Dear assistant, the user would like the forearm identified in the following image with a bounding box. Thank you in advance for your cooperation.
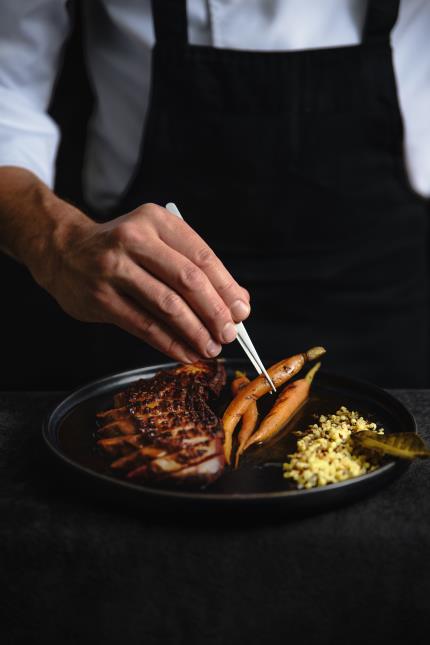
[0,166,92,285]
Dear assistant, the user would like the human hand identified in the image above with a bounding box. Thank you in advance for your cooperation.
[37,202,250,363]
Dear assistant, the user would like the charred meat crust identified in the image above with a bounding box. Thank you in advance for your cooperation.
[96,360,226,485]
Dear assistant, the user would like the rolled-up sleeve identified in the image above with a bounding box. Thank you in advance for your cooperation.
[0,1,70,187]
[393,0,430,198]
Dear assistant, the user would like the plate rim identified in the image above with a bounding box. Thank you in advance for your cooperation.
[42,359,414,504]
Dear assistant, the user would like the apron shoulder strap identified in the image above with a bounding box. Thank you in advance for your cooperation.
[151,0,188,44]
[363,0,400,42]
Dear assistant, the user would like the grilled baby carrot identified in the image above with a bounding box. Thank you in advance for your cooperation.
[222,347,325,463]
[223,371,250,467]
[226,371,259,469]
[231,371,249,395]
[242,362,321,452]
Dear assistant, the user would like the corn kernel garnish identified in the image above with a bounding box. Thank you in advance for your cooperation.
[283,406,384,489]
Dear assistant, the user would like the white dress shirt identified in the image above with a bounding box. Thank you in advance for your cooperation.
[0,0,429,211]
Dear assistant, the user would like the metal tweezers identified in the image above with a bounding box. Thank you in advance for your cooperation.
[165,203,277,393]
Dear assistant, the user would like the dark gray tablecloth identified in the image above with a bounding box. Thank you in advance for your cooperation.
[1,390,429,645]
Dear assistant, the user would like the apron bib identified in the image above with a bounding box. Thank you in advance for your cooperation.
[0,0,428,388]
[115,0,429,387]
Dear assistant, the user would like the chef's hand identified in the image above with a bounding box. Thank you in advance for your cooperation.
[0,169,250,363]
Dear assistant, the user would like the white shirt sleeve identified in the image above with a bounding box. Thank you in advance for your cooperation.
[392,0,430,197]
[0,1,70,188]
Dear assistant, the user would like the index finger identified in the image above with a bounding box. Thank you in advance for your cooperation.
[158,211,251,322]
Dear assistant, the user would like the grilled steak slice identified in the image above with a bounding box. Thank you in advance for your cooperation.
[96,360,226,485]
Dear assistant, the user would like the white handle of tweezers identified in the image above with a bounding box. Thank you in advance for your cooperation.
[165,202,276,392]
[235,323,263,374]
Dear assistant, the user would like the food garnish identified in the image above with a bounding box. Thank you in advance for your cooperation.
[222,346,326,464]
[283,407,384,489]
[241,362,321,455]
[230,371,259,468]
[353,431,430,459]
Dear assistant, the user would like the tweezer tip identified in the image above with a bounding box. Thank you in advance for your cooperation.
[264,375,276,393]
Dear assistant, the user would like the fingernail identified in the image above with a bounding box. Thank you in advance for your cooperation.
[206,339,222,357]
[222,322,237,343]
[230,299,250,321]
[184,352,202,363]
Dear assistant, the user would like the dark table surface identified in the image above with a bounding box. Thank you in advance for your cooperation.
[1,389,429,645]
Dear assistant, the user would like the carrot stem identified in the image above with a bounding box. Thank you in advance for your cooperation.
[305,361,321,384]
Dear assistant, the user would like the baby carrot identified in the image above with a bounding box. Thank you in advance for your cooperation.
[231,371,249,395]
[224,371,259,468]
[223,371,248,465]
[222,347,326,462]
[242,362,321,452]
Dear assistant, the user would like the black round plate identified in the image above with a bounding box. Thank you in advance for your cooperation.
[42,359,414,513]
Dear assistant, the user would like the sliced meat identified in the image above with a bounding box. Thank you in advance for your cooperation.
[169,454,226,483]
[96,360,226,486]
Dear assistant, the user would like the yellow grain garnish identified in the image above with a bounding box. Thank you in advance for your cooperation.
[283,406,384,489]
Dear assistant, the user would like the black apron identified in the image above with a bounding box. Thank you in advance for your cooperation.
[0,0,428,388]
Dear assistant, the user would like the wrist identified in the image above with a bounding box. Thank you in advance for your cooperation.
[27,190,93,288]
[0,167,94,287]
